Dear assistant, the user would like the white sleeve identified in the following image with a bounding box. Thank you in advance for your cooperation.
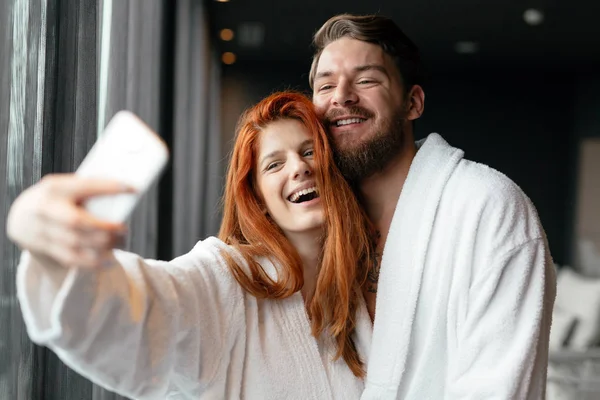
[16,239,245,399]
[447,238,556,400]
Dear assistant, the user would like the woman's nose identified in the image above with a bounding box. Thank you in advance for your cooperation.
[291,159,312,179]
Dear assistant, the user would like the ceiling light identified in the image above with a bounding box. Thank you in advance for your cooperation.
[216,0,229,2]
[523,9,544,26]
[454,41,479,55]
[222,52,236,65]
[220,29,234,41]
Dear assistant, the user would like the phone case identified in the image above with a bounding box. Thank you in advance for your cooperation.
[76,111,169,223]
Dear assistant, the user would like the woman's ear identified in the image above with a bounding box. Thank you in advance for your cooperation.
[257,198,268,215]
[251,180,268,215]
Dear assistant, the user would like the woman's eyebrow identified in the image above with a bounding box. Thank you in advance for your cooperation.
[259,150,282,166]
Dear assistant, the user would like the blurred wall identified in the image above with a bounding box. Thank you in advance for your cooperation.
[570,75,600,273]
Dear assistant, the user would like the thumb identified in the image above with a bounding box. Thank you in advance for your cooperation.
[43,174,137,201]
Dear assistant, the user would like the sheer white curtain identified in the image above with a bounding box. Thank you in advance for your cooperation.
[101,0,223,261]
[99,0,167,259]
[1,0,100,398]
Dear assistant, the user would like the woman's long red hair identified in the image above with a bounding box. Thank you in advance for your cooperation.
[218,92,374,377]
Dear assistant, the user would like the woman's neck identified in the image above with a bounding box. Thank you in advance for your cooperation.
[286,230,322,302]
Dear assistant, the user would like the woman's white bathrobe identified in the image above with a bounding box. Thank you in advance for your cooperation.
[361,133,557,400]
[16,237,373,399]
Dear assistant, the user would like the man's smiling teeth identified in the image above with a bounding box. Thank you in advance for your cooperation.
[336,118,365,126]
[288,187,318,203]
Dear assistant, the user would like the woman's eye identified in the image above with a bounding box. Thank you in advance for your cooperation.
[266,162,280,171]
[303,149,314,157]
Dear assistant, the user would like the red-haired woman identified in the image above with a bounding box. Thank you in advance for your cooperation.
[7,92,375,399]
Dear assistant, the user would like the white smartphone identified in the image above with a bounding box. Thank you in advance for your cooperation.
[76,111,169,223]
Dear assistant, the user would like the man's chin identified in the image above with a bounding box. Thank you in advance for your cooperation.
[336,145,364,160]
[334,133,406,181]
[333,130,375,150]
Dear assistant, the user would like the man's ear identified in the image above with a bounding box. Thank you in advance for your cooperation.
[406,85,425,121]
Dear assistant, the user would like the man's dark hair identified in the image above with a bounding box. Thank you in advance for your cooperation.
[309,14,425,91]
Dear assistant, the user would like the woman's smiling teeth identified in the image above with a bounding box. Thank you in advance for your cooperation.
[288,187,319,203]
[335,118,365,126]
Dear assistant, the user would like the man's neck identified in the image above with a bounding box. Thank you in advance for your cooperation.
[359,140,417,239]
[359,139,417,323]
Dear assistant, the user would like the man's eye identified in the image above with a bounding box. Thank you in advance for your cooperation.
[358,80,373,84]
[319,85,333,91]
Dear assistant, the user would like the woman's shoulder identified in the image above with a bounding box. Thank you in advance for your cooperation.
[191,238,279,281]
[171,237,278,282]
[162,236,239,278]
[189,236,232,255]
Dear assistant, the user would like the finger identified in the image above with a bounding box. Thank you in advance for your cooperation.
[36,227,95,268]
[76,229,127,250]
[41,174,137,201]
[38,199,129,233]
[44,243,98,269]
[43,222,127,252]
[50,244,114,269]
[73,248,114,269]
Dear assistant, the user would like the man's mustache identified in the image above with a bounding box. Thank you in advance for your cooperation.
[323,106,375,125]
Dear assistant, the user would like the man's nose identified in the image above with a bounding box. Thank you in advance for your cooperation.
[332,82,358,106]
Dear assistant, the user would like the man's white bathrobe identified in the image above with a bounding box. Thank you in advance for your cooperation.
[361,133,557,400]
[16,237,373,399]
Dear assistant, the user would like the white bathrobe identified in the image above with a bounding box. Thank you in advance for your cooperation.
[361,133,557,400]
[16,237,373,399]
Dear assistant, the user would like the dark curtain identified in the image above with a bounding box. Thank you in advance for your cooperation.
[172,0,223,257]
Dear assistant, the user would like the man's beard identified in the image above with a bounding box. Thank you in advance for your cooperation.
[325,106,407,183]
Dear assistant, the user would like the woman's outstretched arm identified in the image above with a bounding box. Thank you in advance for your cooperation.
[8,175,244,399]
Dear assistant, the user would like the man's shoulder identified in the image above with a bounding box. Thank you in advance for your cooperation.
[448,157,530,208]
[419,133,528,208]
[444,157,546,244]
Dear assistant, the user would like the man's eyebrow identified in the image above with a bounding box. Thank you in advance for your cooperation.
[354,64,389,76]
[314,65,389,81]
[314,70,333,80]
